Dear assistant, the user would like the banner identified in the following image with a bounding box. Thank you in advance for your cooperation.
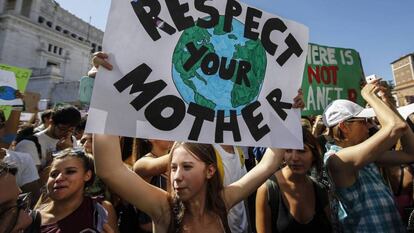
[0,64,32,119]
[87,0,309,148]
[301,43,365,116]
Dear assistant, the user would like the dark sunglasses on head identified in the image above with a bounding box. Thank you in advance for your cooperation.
[0,163,17,177]
[346,118,369,123]
[52,147,86,158]
[0,193,31,233]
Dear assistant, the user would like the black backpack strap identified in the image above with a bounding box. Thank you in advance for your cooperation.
[266,174,279,233]
[24,210,41,233]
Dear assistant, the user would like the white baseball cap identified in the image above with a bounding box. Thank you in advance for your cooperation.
[322,100,376,127]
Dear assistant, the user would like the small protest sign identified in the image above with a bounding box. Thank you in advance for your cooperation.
[301,43,365,116]
[0,64,32,119]
[87,0,309,148]
[79,76,95,105]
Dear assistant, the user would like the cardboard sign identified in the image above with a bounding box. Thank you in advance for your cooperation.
[0,64,32,119]
[87,0,309,148]
[301,43,365,116]
[23,91,41,113]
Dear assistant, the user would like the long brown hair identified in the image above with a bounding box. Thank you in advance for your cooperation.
[302,127,323,175]
[167,142,230,233]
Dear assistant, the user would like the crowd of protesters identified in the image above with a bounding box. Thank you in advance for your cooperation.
[1,52,414,233]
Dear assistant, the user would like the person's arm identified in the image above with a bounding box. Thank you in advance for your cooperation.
[133,154,170,178]
[329,83,408,172]
[93,134,170,221]
[101,201,120,233]
[222,147,284,210]
[255,183,272,233]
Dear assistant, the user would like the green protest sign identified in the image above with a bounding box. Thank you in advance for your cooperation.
[301,43,365,116]
[79,76,95,106]
[0,64,32,119]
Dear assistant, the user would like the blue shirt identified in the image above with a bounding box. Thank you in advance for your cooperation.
[324,144,405,233]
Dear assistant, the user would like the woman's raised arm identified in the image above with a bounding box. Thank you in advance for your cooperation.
[93,134,170,220]
[222,147,284,210]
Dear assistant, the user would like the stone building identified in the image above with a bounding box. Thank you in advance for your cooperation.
[391,53,414,106]
[0,0,103,105]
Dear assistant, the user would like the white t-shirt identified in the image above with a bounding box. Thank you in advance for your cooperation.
[213,145,249,233]
[3,150,39,187]
[15,129,77,167]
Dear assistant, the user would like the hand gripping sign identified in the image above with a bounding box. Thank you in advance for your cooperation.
[86,0,309,149]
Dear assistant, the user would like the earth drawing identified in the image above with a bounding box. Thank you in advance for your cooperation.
[172,16,267,116]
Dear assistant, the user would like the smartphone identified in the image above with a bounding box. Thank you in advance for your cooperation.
[365,74,384,96]
[365,74,382,84]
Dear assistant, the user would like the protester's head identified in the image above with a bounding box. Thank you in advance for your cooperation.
[46,148,94,202]
[0,162,32,233]
[301,117,312,132]
[169,143,220,201]
[323,100,374,145]
[168,142,229,232]
[80,133,93,154]
[40,109,53,126]
[49,106,81,139]
[284,127,323,175]
[136,139,173,158]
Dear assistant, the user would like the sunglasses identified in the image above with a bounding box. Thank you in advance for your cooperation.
[346,118,369,123]
[0,163,17,177]
[0,193,31,233]
[52,147,86,158]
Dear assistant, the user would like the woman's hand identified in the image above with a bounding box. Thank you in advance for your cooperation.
[361,80,382,100]
[293,88,305,109]
[88,52,113,77]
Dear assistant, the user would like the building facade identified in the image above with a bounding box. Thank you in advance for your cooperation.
[391,53,414,106]
[0,0,103,105]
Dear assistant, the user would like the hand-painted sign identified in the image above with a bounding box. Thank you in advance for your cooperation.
[0,64,32,119]
[87,0,309,148]
[301,43,365,116]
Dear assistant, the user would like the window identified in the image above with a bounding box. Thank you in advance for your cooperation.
[59,48,63,55]
[46,21,53,28]
[21,0,32,17]
[48,44,52,52]
[38,16,45,24]
[71,33,77,39]
[46,61,59,68]
[55,26,62,32]
[53,46,57,54]
[5,0,16,11]
[63,30,69,35]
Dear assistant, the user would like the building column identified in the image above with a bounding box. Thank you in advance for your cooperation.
[14,0,22,14]
[0,0,5,13]
[29,0,41,21]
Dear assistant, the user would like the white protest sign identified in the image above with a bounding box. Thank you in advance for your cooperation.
[87,0,309,148]
[0,70,23,106]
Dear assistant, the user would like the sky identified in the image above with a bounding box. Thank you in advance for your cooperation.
[55,0,414,83]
